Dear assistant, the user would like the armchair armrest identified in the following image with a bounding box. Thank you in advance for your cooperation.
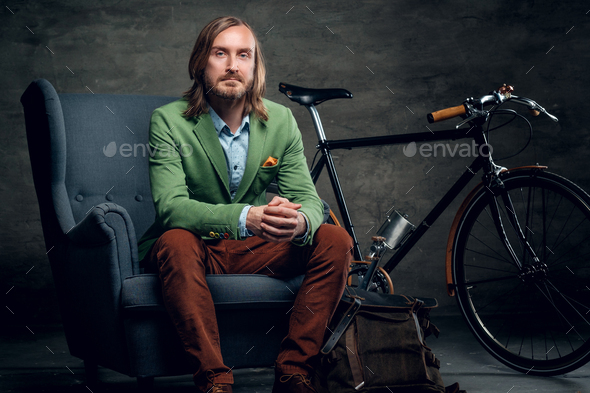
[61,203,139,373]
[67,202,139,275]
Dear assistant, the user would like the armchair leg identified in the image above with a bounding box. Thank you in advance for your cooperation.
[84,360,99,385]
[137,376,155,392]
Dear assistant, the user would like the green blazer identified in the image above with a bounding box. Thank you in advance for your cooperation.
[137,98,324,261]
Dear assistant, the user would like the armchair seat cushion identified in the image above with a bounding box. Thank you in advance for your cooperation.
[122,274,305,314]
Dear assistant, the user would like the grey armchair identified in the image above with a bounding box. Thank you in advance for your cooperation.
[21,79,308,390]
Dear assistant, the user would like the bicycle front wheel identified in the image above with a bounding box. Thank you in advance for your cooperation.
[452,169,590,376]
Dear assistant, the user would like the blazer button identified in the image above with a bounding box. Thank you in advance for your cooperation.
[209,231,215,237]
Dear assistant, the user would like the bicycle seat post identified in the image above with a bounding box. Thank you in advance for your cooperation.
[278,82,360,259]
[305,104,362,260]
[305,104,328,143]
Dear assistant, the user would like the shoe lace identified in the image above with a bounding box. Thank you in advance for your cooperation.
[209,385,225,393]
[206,370,228,393]
[279,373,312,388]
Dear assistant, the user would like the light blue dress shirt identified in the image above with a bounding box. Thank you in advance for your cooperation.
[208,106,252,238]
[208,106,309,241]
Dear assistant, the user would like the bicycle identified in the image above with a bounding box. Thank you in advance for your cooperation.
[277,82,590,376]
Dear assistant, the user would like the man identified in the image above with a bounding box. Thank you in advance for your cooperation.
[137,16,352,393]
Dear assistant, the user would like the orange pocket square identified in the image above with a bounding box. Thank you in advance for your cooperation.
[262,156,278,167]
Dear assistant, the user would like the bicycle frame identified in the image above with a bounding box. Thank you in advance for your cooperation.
[305,104,507,272]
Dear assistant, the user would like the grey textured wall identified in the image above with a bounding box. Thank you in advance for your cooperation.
[2,0,589,323]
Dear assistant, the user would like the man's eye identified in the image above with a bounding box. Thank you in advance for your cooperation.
[216,51,225,56]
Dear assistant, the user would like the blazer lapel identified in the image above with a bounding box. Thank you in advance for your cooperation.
[192,114,230,193]
[234,115,266,202]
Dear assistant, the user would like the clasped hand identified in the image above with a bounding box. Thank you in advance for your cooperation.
[246,196,306,242]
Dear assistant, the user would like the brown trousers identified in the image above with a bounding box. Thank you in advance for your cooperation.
[143,224,352,389]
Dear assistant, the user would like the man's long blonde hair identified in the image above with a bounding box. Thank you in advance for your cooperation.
[182,16,268,121]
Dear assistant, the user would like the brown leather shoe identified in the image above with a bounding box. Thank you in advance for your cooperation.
[203,370,232,393]
[272,372,316,393]
[204,383,231,393]
[206,384,232,393]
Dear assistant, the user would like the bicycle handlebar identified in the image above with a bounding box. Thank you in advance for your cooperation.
[427,104,466,123]
[426,85,559,127]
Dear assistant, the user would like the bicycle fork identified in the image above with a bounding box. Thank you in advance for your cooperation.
[486,175,547,281]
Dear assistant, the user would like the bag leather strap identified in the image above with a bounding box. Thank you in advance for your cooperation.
[411,299,425,346]
[345,322,365,390]
[321,287,363,355]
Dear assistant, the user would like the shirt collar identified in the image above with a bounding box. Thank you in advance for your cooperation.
[208,104,250,136]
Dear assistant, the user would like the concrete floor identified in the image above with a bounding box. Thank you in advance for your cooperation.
[1,316,589,393]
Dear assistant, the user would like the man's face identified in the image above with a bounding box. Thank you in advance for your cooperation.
[204,25,256,100]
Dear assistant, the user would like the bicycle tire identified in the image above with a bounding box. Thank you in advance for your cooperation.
[452,169,590,376]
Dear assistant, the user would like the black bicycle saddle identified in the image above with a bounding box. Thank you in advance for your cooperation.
[279,82,353,106]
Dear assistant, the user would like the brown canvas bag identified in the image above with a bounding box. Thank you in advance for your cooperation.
[314,286,448,393]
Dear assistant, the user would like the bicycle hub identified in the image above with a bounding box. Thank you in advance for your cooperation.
[517,262,549,283]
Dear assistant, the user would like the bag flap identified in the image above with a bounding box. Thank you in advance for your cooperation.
[357,309,411,322]
[342,287,438,310]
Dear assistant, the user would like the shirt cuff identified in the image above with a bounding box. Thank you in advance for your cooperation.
[293,211,310,243]
[239,205,254,238]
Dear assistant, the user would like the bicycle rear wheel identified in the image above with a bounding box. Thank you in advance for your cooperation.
[452,169,590,376]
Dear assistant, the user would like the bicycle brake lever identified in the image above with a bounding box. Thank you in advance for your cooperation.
[541,108,559,122]
[455,114,477,129]
[527,103,559,122]
[511,96,559,122]
[455,107,488,129]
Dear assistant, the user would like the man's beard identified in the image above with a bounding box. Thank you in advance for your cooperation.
[204,72,253,100]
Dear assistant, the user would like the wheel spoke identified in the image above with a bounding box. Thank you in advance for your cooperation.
[464,247,517,265]
[468,280,522,313]
[463,263,517,274]
[548,204,578,257]
[468,233,516,266]
[533,192,563,258]
[533,282,586,342]
[545,230,590,268]
[475,209,502,241]
[542,281,576,353]
[548,327,565,358]
[545,279,590,329]
[549,252,590,272]
[464,273,517,286]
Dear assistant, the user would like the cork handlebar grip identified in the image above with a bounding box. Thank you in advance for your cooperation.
[427,104,467,123]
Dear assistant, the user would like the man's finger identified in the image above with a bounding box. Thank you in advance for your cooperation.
[277,202,302,210]
[268,196,301,210]
[261,214,298,229]
[263,205,299,218]
[260,223,295,241]
[268,196,290,206]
